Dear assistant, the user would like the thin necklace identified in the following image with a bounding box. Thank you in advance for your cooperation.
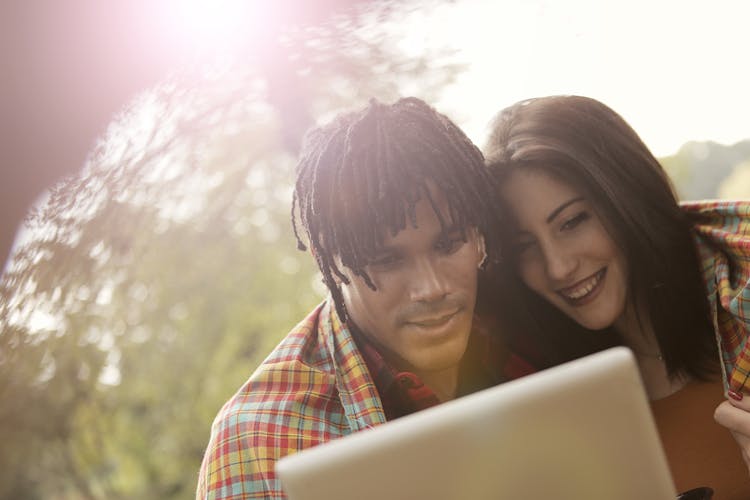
[632,349,664,362]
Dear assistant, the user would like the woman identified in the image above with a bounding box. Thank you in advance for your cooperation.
[483,95,750,497]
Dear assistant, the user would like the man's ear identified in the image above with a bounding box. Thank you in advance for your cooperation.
[476,232,488,270]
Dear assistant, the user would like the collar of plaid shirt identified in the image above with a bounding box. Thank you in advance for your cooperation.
[349,316,536,420]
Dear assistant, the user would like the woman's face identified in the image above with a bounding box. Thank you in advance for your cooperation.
[500,169,629,331]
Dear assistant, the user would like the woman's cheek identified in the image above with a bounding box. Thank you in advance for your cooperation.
[518,258,544,295]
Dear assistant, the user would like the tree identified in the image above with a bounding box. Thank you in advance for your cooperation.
[0,1,462,498]
[660,140,750,199]
[718,160,750,199]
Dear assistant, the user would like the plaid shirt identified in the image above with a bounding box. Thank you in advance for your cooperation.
[196,301,384,499]
[685,200,750,394]
[196,300,534,499]
[196,299,534,500]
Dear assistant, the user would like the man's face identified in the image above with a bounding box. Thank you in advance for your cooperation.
[338,195,485,381]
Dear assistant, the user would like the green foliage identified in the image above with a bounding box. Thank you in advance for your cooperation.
[718,160,750,199]
[660,140,750,200]
[2,87,317,499]
[658,153,692,199]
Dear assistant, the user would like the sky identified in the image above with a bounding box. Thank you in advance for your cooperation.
[122,0,750,158]
[410,0,750,157]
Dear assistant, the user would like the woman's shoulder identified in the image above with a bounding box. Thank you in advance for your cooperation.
[682,199,750,249]
[680,199,750,217]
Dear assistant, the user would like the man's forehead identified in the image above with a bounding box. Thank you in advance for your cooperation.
[328,182,469,258]
[369,198,458,249]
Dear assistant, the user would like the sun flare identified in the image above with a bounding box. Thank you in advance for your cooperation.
[162,0,267,55]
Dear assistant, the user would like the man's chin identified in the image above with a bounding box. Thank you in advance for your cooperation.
[408,339,470,374]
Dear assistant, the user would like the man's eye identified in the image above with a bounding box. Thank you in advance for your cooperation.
[369,254,400,268]
[436,235,464,254]
[561,212,590,231]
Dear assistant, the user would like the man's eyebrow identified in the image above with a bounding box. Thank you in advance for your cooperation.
[366,243,398,258]
[439,222,464,233]
[370,246,394,256]
[546,197,584,223]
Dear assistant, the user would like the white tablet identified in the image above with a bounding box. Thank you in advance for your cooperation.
[276,347,677,500]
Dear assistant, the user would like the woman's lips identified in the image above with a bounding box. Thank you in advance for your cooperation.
[557,268,606,306]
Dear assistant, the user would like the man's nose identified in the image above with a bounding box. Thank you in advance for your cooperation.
[409,257,449,302]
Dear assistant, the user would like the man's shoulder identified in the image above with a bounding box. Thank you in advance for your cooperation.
[216,353,344,429]
[216,302,345,427]
[196,303,352,499]
[260,302,333,369]
[207,355,349,460]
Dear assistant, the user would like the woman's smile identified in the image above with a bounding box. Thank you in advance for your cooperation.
[557,268,606,305]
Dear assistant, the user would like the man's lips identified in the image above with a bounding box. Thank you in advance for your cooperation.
[405,308,461,327]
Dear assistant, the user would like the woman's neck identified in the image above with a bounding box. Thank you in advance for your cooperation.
[613,302,659,355]
[614,303,689,400]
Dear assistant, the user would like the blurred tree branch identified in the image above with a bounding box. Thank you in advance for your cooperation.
[0,0,462,498]
[0,0,415,271]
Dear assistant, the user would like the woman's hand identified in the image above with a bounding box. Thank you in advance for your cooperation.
[714,395,750,475]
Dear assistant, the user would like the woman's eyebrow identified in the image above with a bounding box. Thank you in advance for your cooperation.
[546,197,584,223]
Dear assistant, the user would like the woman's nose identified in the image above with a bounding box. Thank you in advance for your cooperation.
[543,245,578,282]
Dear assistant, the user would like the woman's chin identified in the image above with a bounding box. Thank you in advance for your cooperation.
[567,311,616,332]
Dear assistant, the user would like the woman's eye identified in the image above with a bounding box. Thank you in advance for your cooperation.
[514,239,536,254]
[560,212,590,231]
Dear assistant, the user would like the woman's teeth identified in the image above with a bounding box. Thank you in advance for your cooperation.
[560,270,603,300]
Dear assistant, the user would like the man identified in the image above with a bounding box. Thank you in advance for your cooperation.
[196,97,530,499]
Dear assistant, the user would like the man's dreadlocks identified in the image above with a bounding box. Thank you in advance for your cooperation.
[291,97,504,323]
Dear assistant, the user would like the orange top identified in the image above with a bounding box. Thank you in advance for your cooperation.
[651,379,750,499]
